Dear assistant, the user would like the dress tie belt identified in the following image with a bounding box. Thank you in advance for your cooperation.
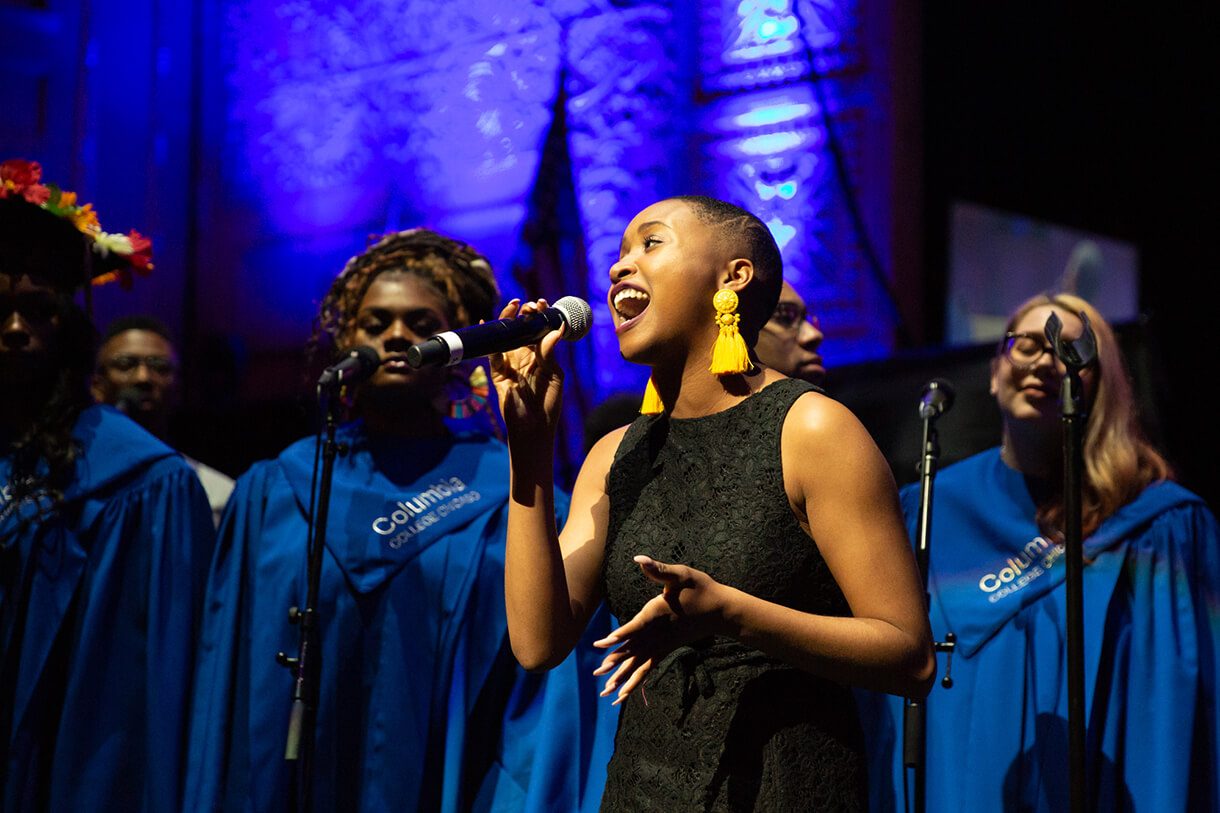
[649,642,717,725]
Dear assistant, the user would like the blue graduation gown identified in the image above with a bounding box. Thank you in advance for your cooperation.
[185,424,617,812]
[1,405,216,811]
[860,448,1220,812]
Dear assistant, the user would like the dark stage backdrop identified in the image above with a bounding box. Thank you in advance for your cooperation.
[917,4,1218,509]
[832,318,1173,494]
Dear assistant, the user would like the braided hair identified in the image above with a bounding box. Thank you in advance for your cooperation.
[5,293,95,517]
[311,228,499,367]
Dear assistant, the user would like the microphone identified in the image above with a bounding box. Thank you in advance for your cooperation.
[319,345,381,389]
[918,378,955,421]
[406,296,593,368]
[114,386,145,415]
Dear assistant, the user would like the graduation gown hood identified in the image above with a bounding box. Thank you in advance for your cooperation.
[860,447,1220,813]
[186,423,616,813]
[2,405,215,811]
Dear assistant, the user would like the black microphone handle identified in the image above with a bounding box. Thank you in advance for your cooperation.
[407,310,564,368]
[406,338,457,369]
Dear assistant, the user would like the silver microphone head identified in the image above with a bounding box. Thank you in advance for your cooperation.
[918,378,956,420]
[552,296,593,341]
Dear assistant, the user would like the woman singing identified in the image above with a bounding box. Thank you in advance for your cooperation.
[492,196,935,811]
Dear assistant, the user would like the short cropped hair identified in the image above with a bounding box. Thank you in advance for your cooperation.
[671,195,783,342]
[100,315,174,347]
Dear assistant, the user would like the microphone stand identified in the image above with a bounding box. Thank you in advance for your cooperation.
[904,391,956,813]
[276,384,349,813]
[1044,311,1097,813]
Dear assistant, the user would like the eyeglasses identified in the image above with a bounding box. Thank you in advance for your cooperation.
[1000,332,1055,370]
[103,354,176,376]
[768,302,820,332]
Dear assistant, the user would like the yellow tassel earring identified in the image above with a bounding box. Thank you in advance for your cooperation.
[709,289,753,375]
[640,376,665,415]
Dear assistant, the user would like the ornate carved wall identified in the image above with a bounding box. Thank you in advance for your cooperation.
[214,0,894,414]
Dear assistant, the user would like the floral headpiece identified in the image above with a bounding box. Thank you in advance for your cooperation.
[0,158,153,289]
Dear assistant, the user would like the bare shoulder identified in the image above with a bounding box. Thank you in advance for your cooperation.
[782,391,878,453]
[780,391,897,509]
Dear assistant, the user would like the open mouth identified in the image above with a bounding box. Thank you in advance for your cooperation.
[611,286,650,326]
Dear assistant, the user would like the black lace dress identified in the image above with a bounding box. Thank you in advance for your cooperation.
[600,379,866,812]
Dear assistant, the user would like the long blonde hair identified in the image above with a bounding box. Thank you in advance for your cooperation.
[1001,293,1172,538]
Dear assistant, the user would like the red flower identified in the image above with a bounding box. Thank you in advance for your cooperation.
[125,229,153,271]
[125,230,154,274]
[0,159,51,204]
[6,158,156,292]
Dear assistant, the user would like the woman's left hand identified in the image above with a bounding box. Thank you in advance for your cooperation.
[592,555,732,704]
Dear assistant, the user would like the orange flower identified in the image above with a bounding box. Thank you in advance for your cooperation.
[72,203,100,234]
[5,156,154,290]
